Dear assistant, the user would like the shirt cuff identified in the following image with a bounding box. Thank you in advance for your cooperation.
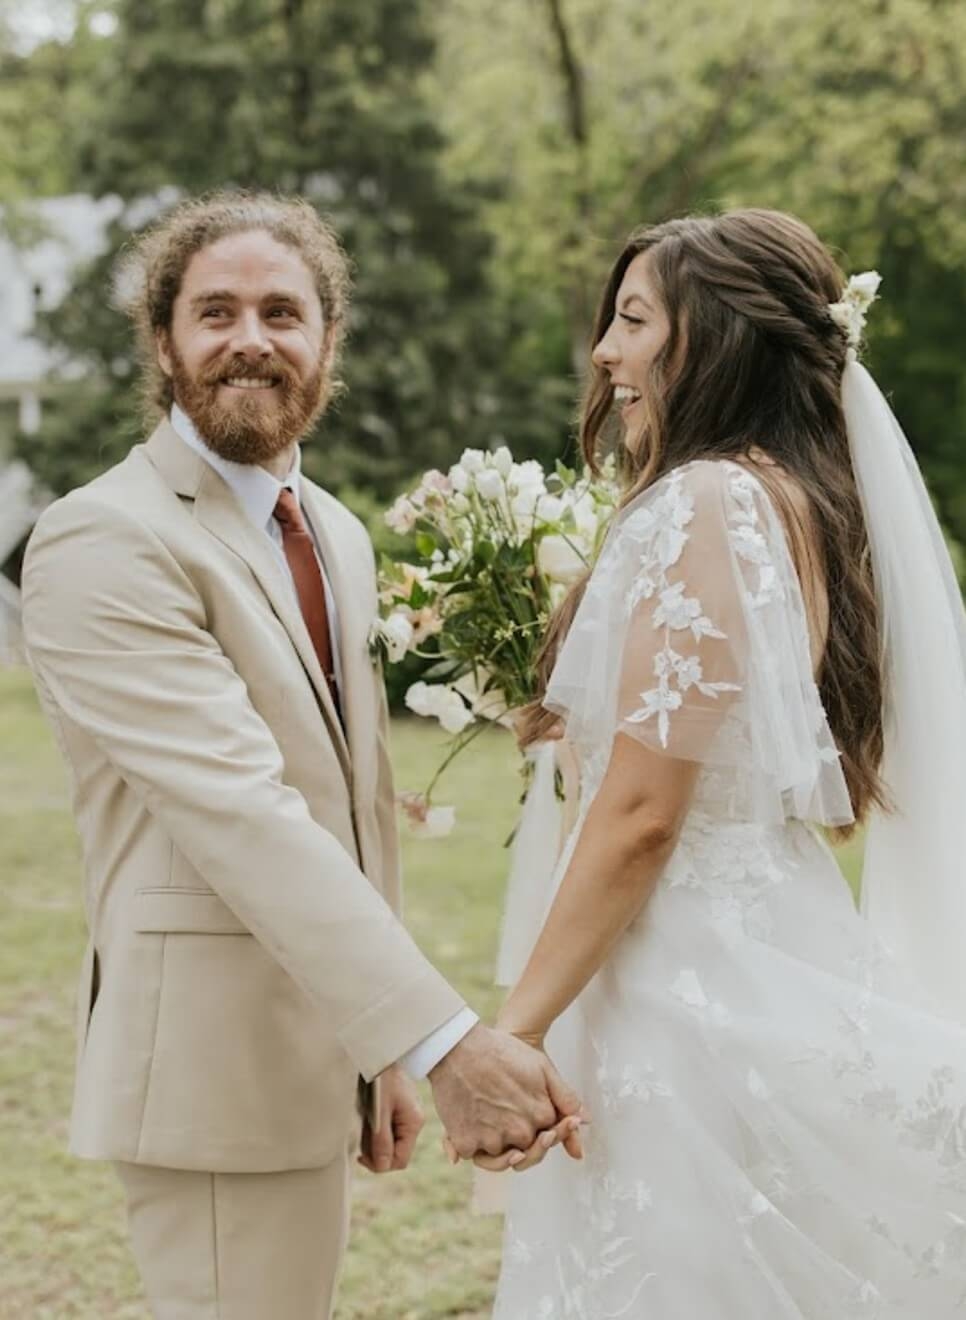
[398,1007,479,1080]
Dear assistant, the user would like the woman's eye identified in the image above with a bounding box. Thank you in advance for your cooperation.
[620,313,645,327]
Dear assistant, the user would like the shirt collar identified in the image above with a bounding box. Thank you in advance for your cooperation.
[170,403,301,532]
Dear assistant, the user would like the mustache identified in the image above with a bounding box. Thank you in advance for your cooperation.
[198,354,298,388]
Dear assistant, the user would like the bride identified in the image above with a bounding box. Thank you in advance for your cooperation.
[472,209,966,1316]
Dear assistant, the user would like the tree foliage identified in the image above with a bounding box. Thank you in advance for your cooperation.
[4,0,966,541]
[429,0,966,539]
[13,0,527,498]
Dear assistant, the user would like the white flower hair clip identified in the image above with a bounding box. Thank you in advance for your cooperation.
[828,270,882,349]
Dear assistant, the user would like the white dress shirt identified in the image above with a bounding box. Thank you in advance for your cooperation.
[169,406,477,1078]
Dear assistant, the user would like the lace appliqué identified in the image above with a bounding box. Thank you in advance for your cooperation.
[669,815,795,942]
[621,468,744,748]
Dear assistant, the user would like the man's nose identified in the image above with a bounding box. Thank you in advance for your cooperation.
[230,310,271,356]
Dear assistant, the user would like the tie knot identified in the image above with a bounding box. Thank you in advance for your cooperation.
[274,487,306,533]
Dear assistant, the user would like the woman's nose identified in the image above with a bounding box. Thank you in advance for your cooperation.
[591,326,619,368]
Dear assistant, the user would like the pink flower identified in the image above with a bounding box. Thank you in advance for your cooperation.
[409,606,445,644]
[385,495,418,534]
[421,469,453,495]
[396,791,456,838]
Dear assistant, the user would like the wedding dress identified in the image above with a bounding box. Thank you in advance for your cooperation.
[492,455,966,1318]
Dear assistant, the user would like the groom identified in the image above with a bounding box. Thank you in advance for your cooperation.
[21,192,581,1319]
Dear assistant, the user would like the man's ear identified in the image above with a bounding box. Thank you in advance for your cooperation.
[156,329,173,378]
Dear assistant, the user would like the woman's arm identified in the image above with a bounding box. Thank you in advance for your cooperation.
[497,731,700,1043]
[463,732,699,1172]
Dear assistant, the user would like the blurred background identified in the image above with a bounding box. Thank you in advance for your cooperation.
[0,1,961,1316]
[3,0,966,636]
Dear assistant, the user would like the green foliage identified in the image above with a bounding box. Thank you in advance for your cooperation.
[13,0,536,498]
[429,0,966,538]
[3,0,966,537]
[0,3,105,205]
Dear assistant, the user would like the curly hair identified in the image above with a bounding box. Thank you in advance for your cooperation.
[518,209,888,840]
[114,190,352,418]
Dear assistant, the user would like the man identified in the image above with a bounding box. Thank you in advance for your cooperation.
[21,192,582,1320]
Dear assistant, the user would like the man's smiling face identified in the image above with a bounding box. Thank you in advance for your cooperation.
[157,228,332,466]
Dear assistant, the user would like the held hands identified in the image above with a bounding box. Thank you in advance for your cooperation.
[428,1023,588,1175]
[358,1064,425,1174]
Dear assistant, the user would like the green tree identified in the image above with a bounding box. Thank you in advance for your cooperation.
[0,2,108,209]
[17,0,519,498]
[430,0,966,539]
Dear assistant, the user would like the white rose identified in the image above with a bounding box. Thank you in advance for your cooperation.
[510,459,547,496]
[570,492,599,539]
[454,669,509,722]
[381,612,415,662]
[533,493,565,525]
[492,445,513,477]
[449,464,470,493]
[410,804,456,838]
[404,681,436,718]
[460,448,486,474]
[510,488,540,522]
[475,469,505,502]
[450,492,471,515]
[537,533,587,584]
[436,689,476,734]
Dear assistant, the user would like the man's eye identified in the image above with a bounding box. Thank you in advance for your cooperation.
[202,308,227,319]
[268,307,297,319]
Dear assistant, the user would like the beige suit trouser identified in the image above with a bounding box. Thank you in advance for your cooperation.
[115,1153,350,1320]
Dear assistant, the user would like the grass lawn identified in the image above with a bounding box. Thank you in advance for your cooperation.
[0,666,863,1319]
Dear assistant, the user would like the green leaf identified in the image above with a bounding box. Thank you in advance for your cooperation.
[421,656,464,680]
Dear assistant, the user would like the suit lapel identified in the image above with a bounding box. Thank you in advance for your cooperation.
[142,421,352,784]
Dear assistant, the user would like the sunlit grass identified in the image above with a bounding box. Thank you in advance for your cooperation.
[0,666,862,1318]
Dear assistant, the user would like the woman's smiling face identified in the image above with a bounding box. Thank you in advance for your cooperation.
[591,251,671,451]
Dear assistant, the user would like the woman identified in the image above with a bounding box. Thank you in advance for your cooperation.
[478,210,966,1316]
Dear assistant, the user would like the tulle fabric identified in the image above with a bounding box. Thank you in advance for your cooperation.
[494,817,966,1318]
[843,361,966,1021]
[545,461,853,828]
[493,459,966,1317]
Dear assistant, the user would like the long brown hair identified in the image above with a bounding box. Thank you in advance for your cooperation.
[521,209,888,838]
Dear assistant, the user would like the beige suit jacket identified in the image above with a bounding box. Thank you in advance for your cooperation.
[21,420,464,1173]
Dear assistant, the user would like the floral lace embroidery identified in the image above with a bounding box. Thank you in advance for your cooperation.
[669,815,797,941]
[620,469,741,747]
[495,462,966,1319]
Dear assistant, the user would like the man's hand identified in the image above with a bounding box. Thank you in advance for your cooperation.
[358,1064,425,1174]
[428,1023,584,1161]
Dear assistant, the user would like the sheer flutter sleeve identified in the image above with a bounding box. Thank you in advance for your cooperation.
[545,460,854,827]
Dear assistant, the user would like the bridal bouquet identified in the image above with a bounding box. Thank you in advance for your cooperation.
[370,446,620,835]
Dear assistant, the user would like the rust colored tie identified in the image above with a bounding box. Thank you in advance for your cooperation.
[273,488,341,717]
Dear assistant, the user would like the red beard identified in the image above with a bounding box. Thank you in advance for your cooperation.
[169,346,328,466]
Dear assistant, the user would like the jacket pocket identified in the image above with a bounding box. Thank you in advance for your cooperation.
[134,888,250,935]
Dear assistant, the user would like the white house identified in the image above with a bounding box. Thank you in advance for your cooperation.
[0,194,118,661]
